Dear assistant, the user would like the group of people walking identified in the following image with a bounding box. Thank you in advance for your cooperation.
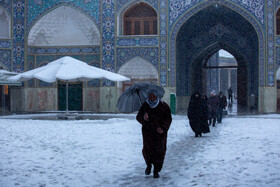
[187,90,227,137]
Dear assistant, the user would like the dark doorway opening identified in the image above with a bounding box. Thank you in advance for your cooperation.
[192,46,248,114]
[58,82,83,111]
[203,50,238,114]
[0,85,10,114]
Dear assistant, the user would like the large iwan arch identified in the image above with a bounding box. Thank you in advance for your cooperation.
[25,5,101,112]
[170,1,264,113]
[28,5,100,46]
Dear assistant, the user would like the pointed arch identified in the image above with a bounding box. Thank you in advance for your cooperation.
[117,1,158,36]
[118,56,158,83]
[0,6,11,38]
[169,1,265,88]
[28,5,100,46]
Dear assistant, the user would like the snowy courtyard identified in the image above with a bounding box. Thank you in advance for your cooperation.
[0,114,280,187]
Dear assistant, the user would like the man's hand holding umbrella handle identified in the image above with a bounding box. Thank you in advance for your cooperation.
[157,127,163,134]
[144,113,149,121]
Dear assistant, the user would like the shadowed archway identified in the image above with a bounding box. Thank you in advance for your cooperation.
[175,3,259,113]
[191,42,248,113]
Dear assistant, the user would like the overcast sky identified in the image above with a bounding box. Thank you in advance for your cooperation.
[219,49,234,58]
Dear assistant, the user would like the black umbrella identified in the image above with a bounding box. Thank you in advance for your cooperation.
[116,82,165,113]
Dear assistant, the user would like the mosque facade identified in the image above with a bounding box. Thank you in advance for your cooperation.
[0,0,279,114]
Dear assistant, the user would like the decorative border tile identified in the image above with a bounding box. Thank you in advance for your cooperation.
[28,46,100,54]
[116,47,159,72]
[116,0,158,12]
[102,0,115,86]
[13,0,25,73]
[0,40,11,48]
[169,0,264,27]
[276,37,280,46]
[267,0,274,86]
[116,37,159,47]
[159,0,167,86]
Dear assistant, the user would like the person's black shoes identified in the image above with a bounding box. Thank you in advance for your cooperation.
[153,171,160,178]
[146,166,160,178]
[195,133,198,137]
[199,133,202,137]
[145,165,151,175]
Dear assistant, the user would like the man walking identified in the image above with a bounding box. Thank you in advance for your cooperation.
[208,90,219,127]
[217,91,227,123]
[228,87,233,103]
[136,89,172,178]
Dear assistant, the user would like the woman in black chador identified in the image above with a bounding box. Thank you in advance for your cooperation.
[188,92,203,137]
[201,95,210,134]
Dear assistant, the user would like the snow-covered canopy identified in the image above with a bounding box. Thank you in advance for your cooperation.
[0,69,21,86]
[8,56,130,83]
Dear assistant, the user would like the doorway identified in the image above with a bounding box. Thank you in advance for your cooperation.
[58,82,83,111]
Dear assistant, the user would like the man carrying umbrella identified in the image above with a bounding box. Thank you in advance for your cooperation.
[136,88,172,178]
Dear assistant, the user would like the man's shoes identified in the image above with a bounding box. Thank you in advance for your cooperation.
[145,165,151,175]
[153,171,160,178]
[195,133,198,137]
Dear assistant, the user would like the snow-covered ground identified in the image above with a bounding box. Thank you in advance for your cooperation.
[0,114,280,187]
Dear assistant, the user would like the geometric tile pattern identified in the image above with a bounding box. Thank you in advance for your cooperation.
[116,37,159,47]
[13,0,25,73]
[169,0,264,27]
[0,40,11,48]
[0,0,12,15]
[102,0,115,87]
[159,0,168,86]
[267,0,274,86]
[27,0,100,29]
[28,46,100,54]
